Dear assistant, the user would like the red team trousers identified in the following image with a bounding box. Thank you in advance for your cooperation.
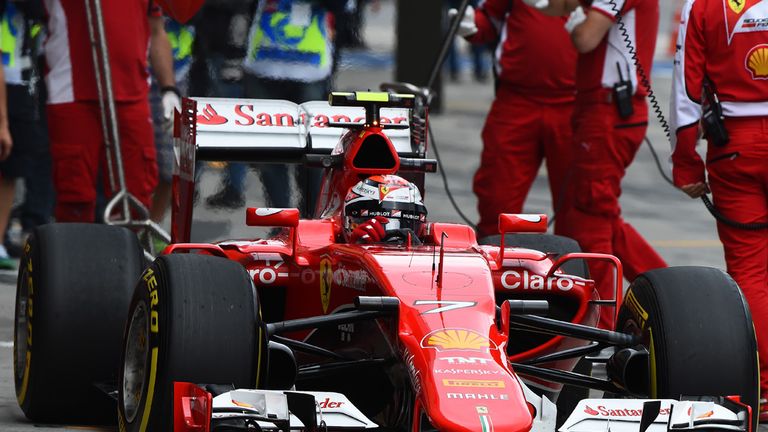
[474,89,574,238]
[48,100,158,222]
[556,96,666,329]
[706,117,768,392]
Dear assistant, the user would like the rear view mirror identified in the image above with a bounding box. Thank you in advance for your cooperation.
[246,208,300,227]
[498,214,548,234]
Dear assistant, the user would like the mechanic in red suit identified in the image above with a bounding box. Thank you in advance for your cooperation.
[526,0,667,329]
[450,0,577,238]
[670,0,768,417]
[44,0,177,222]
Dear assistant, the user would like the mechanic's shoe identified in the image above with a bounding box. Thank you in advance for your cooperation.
[153,237,169,254]
[0,245,16,270]
[205,187,245,210]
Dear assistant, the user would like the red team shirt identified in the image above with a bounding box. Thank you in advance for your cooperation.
[576,0,658,98]
[671,0,768,184]
[471,0,577,104]
[43,0,158,104]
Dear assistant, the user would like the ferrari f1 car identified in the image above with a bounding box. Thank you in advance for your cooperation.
[13,86,759,432]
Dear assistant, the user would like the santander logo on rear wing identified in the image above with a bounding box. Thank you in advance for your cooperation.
[182,97,413,158]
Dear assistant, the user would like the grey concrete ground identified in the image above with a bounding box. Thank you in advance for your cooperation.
[0,0,738,430]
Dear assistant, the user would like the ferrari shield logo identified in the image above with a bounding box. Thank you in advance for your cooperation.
[728,0,744,14]
[320,257,333,313]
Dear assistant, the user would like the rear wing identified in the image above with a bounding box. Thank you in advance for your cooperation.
[171,96,428,244]
[180,97,424,163]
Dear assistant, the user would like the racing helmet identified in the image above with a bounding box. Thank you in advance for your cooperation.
[342,175,428,241]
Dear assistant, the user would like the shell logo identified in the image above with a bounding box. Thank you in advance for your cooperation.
[420,329,499,352]
[746,44,768,80]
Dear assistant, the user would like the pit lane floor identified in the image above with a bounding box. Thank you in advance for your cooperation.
[0,1,740,428]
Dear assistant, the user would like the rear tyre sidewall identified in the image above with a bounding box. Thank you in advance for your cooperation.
[617,266,759,423]
[118,254,268,432]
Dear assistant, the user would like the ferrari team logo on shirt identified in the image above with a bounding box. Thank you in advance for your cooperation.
[728,0,745,14]
[746,44,768,79]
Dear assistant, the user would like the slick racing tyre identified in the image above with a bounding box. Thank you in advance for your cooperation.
[479,233,589,425]
[14,223,144,423]
[616,266,759,424]
[118,254,268,432]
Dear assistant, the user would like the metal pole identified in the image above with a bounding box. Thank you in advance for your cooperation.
[83,0,170,254]
[426,0,472,93]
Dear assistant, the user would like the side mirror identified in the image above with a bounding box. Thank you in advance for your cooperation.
[246,208,300,227]
[498,214,548,234]
[495,214,548,268]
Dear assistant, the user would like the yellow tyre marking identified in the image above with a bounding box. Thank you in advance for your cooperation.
[255,308,264,388]
[17,351,30,405]
[139,347,159,432]
[649,328,657,398]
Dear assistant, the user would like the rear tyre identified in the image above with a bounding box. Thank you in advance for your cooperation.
[479,234,589,424]
[14,223,143,423]
[616,266,759,424]
[117,254,268,432]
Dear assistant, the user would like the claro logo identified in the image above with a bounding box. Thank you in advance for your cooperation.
[500,270,576,291]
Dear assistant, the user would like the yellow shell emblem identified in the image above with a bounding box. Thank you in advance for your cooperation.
[420,329,498,352]
[728,0,745,14]
[746,45,768,80]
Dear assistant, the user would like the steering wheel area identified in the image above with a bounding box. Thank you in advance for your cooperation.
[382,229,422,245]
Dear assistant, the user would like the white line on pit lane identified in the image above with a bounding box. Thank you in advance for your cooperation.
[0,341,13,348]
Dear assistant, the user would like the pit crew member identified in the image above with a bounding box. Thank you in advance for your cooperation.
[342,175,428,244]
[451,0,577,238]
[670,0,768,417]
[525,0,667,329]
[44,0,173,222]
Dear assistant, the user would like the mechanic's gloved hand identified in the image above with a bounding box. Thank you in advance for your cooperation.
[161,86,182,129]
[522,0,549,10]
[448,5,477,38]
[565,6,587,33]
[349,216,389,244]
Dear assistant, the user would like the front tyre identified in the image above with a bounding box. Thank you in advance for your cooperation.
[617,266,759,423]
[14,223,143,424]
[118,254,268,432]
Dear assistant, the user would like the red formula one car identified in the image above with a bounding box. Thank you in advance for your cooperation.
[13,87,759,432]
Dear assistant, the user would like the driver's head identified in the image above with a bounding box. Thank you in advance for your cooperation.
[342,175,427,242]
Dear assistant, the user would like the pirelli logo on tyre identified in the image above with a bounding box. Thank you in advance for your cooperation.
[442,379,505,388]
[624,290,648,330]
[143,269,160,333]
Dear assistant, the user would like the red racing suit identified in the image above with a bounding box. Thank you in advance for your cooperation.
[44,0,158,222]
[671,0,768,399]
[555,0,667,329]
[468,0,577,238]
